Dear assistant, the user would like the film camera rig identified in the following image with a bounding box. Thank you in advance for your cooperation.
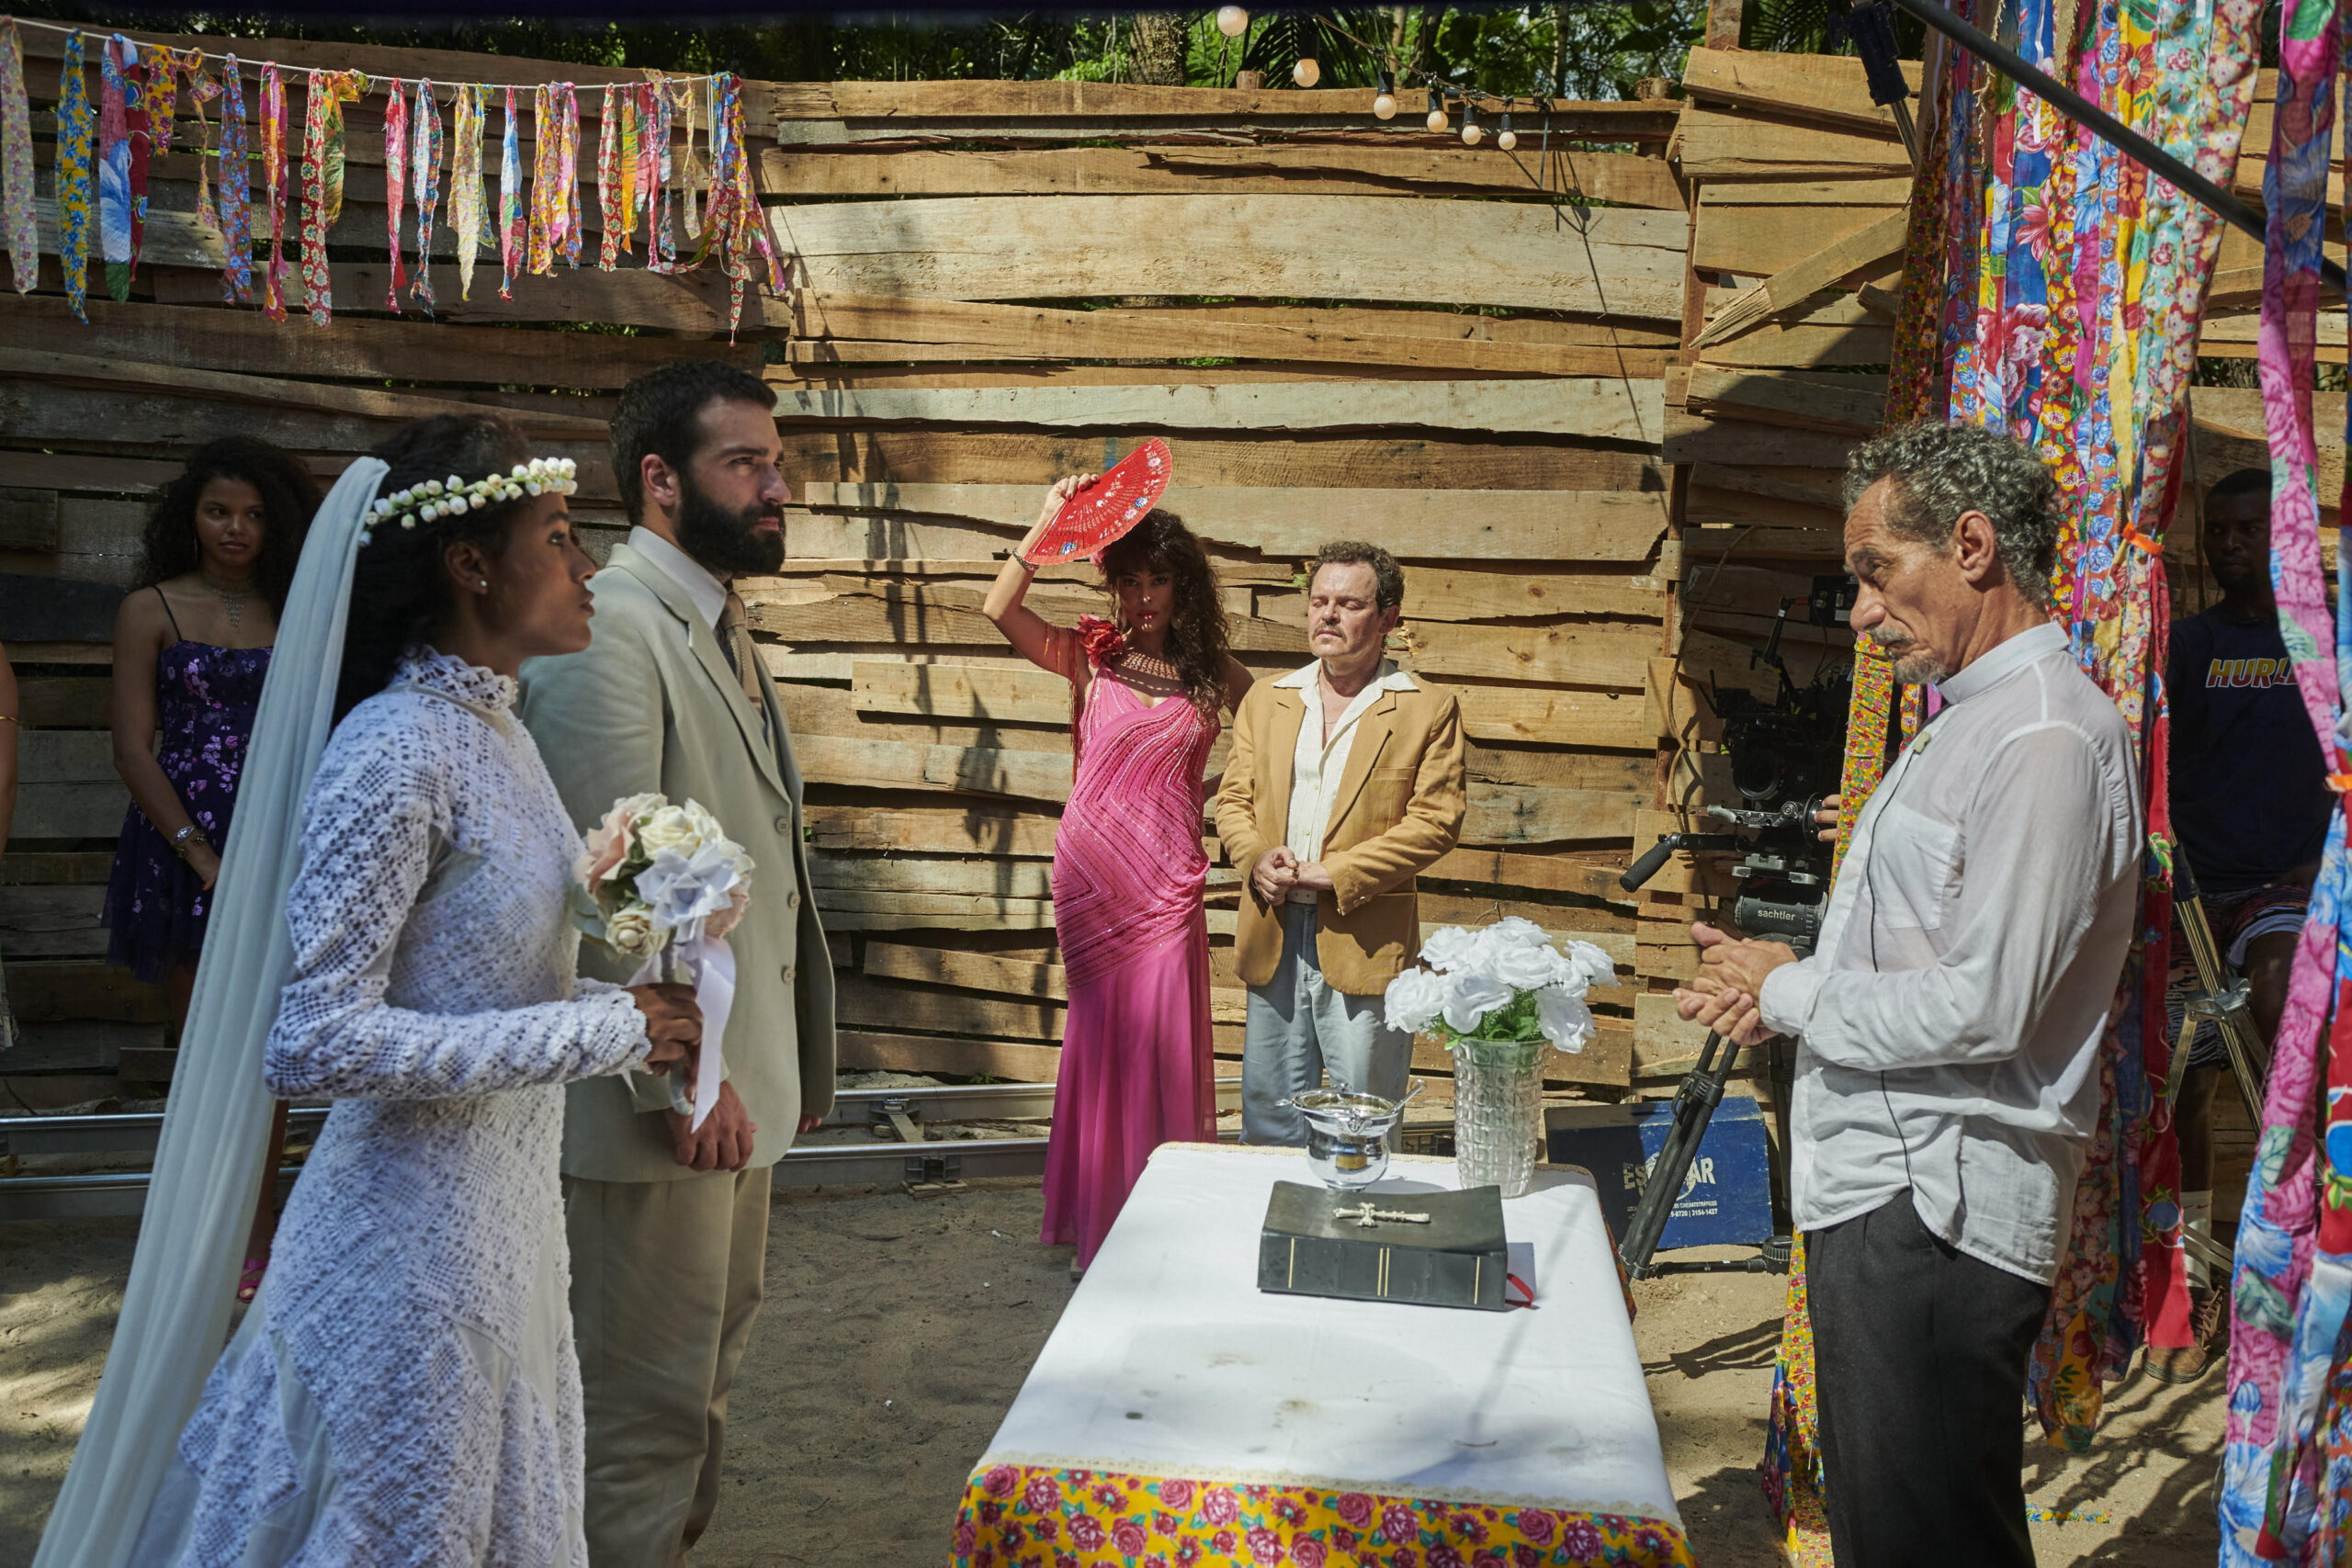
[1615,578,1853,1279]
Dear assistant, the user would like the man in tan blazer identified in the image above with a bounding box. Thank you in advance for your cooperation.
[520,362,835,1565]
[1216,540,1465,1144]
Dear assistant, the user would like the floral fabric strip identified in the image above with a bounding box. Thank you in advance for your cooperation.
[498,87,522,299]
[527,85,555,276]
[410,81,441,314]
[597,85,624,269]
[2220,0,2352,1553]
[55,33,93,322]
[0,20,37,295]
[215,58,249,301]
[554,84,582,268]
[299,68,367,325]
[646,77,674,273]
[259,63,288,321]
[449,85,485,302]
[183,54,222,239]
[382,79,408,310]
[96,33,148,302]
[954,1463,1694,1568]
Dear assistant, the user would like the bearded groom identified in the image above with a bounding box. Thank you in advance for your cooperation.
[520,362,836,1565]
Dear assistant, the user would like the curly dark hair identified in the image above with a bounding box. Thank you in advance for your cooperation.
[140,436,322,617]
[1098,510,1231,709]
[334,413,538,721]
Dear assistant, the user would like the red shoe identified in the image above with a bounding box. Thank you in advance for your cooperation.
[237,1256,267,1304]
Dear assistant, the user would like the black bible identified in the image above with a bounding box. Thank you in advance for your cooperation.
[1256,1180,1510,1312]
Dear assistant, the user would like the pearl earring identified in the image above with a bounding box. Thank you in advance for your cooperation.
[477,579,489,591]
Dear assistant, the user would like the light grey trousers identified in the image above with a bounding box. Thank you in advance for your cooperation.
[1241,902,1415,1145]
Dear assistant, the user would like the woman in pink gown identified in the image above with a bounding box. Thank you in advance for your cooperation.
[986,478,1253,1268]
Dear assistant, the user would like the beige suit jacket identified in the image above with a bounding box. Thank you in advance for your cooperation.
[520,544,836,1183]
[1215,669,1466,996]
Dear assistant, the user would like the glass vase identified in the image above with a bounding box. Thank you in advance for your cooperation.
[1451,1036,1547,1199]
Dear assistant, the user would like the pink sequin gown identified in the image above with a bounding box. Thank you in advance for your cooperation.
[1040,647,1219,1266]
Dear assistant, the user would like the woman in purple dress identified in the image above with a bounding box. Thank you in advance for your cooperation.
[107,436,318,1296]
[985,479,1253,1271]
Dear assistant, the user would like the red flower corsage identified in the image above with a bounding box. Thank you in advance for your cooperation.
[1076,614,1126,667]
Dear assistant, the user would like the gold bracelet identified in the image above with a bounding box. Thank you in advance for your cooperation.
[0,715,18,725]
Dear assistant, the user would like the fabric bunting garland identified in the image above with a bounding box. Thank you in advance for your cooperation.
[498,87,522,300]
[0,19,37,295]
[646,77,675,273]
[449,85,486,303]
[215,58,250,301]
[410,82,442,314]
[702,73,786,341]
[382,80,408,310]
[527,85,555,276]
[556,85,582,269]
[55,33,93,322]
[259,64,288,321]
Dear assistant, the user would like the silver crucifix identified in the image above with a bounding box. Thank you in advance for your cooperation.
[1335,1201,1431,1228]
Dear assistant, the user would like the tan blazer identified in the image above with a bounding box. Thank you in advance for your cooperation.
[1215,668,1466,996]
[519,544,836,1184]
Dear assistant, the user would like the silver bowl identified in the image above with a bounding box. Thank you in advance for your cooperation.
[1284,1089,1408,1190]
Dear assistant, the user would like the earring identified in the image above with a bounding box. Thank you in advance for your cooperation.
[476,579,489,592]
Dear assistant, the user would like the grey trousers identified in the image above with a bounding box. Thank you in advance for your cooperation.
[1241,902,1415,1145]
[566,1164,772,1568]
[1808,1191,2051,1568]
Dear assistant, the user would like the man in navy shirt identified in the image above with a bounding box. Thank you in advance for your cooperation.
[2156,467,2331,1382]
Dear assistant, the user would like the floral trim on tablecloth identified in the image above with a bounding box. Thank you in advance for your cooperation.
[954,1464,1693,1568]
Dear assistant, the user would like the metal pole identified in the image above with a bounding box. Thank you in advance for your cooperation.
[1883,0,2350,297]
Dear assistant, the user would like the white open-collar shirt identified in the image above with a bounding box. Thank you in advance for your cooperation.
[1276,659,1421,906]
[1758,622,2143,1284]
[627,525,727,633]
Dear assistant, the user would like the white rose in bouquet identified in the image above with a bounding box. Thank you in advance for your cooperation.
[1563,940,1617,989]
[1383,965,1447,1034]
[635,803,702,858]
[1535,984,1596,1052]
[1488,938,1569,993]
[1418,924,1484,974]
[605,905,662,959]
[1483,915,1552,950]
[1442,969,1512,1034]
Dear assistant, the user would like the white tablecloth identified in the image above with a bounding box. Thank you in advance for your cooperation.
[978,1143,1681,1529]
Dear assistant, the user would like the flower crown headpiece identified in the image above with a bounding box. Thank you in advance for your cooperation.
[359,457,581,547]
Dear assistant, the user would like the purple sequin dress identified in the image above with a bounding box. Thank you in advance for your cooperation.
[104,639,272,983]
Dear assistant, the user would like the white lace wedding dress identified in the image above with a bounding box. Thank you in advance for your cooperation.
[135,649,654,1568]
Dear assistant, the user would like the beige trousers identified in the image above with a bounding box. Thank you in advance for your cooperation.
[565,1165,772,1568]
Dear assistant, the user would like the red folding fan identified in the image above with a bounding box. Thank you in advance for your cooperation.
[1022,439,1174,566]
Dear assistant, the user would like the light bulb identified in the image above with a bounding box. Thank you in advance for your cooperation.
[1460,107,1482,146]
[1372,67,1396,120]
[1497,114,1517,152]
[1293,56,1320,87]
[1426,106,1449,132]
[1216,5,1250,37]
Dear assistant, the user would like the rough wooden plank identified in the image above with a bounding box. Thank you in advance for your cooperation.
[815,892,1063,931]
[771,378,1667,443]
[1403,620,1661,691]
[0,488,62,554]
[1261,567,1668,624]
[1423,847,1641,905]
[1692,200,1905,281]
[758,590,1305,656]
[1661,411,1868,469]
[804,804,1063,857]
[0,572,126,644]
[792,291,1671,377]
[835,1029,1067,1081]
[763,143,1683,207]
[1672,107,1909,181]
[151,260,769,335]
[768,196,1687,320]
[849,661,1074,729]
[0,852,114,885]
[1679,46,1922,136]
[0,886,107,958]
[775,429,1668,493]
[797,732,1075,804]
[5,1021,165,1074]
[797,482,1670,561]
[18,782,131,840]
[812,856,1058,898]
[9,961,171,1023]
[20,730,115,784]
[1462,783,1637,845]
[0,295,759,389]
[22,678,112,729]
[1448,684,1658,750]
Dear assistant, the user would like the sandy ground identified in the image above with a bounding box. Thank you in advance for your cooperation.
[1,1182,2228,1568]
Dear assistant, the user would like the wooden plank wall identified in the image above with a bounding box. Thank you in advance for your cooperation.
[0,26,1701,1103]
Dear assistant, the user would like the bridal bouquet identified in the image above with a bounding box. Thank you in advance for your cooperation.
[1381,917,1615,1063]
[576,793,754,1129]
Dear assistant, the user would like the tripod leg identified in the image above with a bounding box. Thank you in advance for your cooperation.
[1620,1031,1742,1278]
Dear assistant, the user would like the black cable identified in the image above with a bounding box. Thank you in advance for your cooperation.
[1884,0,2351,297]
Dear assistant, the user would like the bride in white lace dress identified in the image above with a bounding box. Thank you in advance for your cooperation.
[135,414,702,1568]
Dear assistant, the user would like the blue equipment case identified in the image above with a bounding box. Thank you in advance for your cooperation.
[1544,1096,1773,1252]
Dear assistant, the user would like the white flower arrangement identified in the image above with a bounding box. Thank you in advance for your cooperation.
[1382,916,1615,1057]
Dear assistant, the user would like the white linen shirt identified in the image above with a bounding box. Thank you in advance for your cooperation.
[627,525,727,633]
[1277,659,1421,905]
[1758,622,2142,1284]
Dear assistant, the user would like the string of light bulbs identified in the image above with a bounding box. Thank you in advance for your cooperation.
[1204,7,1554,152]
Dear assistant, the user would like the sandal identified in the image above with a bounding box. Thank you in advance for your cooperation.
[237,1256,267,1304]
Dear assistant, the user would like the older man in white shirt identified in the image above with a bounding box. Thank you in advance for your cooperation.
[1677,421,2140,1568]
